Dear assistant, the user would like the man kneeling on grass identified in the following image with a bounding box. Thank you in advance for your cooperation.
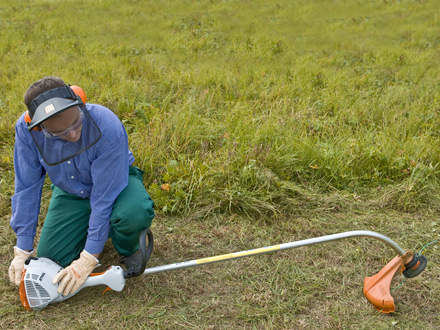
[8,76,154,295]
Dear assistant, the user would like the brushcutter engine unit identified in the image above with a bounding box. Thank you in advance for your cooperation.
[19,257,126,310]
[20,257,63,310]
[19,228,153,310]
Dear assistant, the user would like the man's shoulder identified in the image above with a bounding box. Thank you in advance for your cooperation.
[16,112,27,126]
[86,104,127,142]
[15,113,31,136]
[86,103,116,117]
[86,103,122,126]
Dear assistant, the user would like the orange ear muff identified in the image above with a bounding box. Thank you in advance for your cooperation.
[24,111,41,131]
[71,85,87,104]
[24,111,31,124]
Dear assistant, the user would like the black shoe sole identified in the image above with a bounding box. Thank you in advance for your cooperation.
[122,228,154,278]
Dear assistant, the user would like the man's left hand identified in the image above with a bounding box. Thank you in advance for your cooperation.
[52,250,98,296]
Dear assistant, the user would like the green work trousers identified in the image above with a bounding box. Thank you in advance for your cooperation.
[37,166,154,267]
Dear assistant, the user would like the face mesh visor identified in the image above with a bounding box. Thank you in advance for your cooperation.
[30,107,102,166]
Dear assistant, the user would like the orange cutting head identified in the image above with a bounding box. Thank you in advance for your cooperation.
[363,251,428,313]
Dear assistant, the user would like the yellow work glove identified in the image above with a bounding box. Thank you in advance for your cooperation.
[52,250,98,296]
[9,246,33,286]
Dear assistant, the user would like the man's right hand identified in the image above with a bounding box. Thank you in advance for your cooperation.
[8,246,32,286]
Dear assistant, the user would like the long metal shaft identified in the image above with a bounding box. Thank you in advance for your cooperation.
[143,230,406,276]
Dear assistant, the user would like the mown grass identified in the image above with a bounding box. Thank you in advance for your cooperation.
[0,0,439,328]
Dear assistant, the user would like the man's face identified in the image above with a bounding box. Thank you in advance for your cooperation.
[41,106,83,142]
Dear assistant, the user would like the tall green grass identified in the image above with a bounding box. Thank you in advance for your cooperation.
[1,0,440,218]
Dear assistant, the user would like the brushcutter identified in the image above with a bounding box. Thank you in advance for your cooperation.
[19,229,427,313]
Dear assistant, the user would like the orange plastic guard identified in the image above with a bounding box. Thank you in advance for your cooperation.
[363,255,404,313]
[19,269,31,311]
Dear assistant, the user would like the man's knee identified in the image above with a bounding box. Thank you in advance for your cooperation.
[127,197,154,228]
[111,196,154,232]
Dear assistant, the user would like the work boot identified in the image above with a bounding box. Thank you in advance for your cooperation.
[120,249,146,278]
[119,228,153,278]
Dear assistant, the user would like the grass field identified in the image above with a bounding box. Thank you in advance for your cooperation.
[0,0,439,328]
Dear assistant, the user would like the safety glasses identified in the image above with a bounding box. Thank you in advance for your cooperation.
[41,110,84,139]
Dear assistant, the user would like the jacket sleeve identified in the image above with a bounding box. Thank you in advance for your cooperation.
[10,117,46,251]
[84,116,130,255]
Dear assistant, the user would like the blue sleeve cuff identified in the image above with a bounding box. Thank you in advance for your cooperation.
[16,235,35,251]
[84,238,106,255]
